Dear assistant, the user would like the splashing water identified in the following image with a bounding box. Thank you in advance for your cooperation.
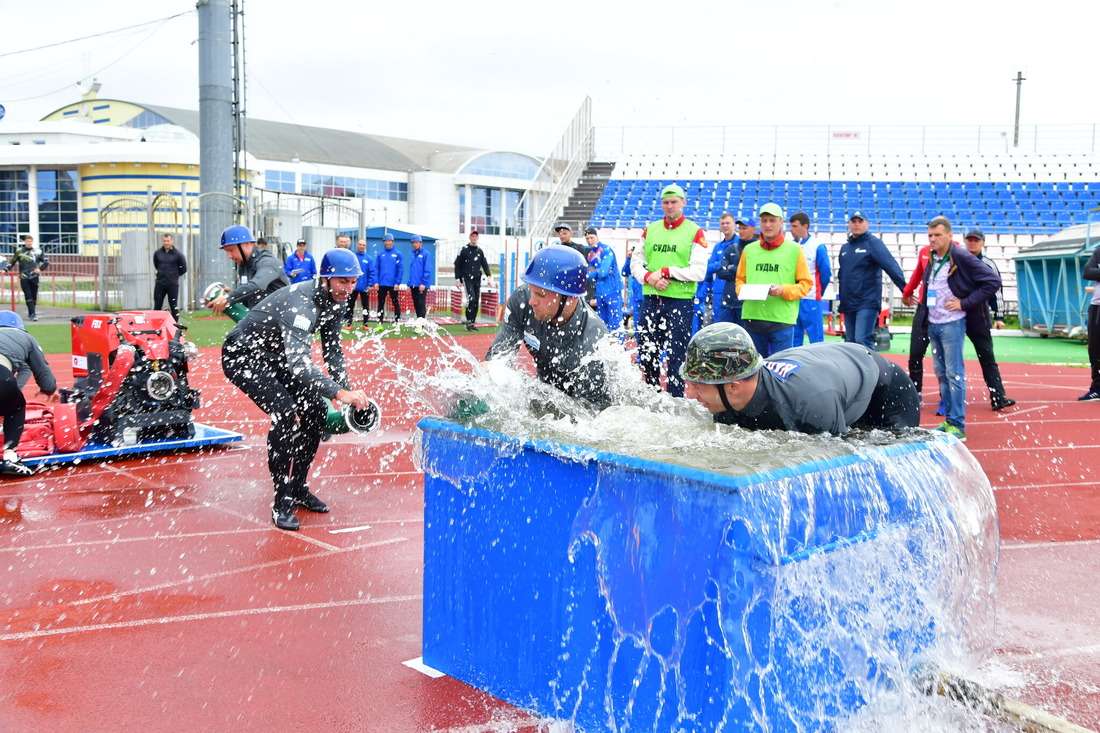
[397,327,1000,732]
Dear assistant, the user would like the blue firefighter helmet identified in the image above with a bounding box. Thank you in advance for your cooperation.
[521,244,587,297]
[220,225,254,248]
[0,311,26,330]
[320,247,363,278]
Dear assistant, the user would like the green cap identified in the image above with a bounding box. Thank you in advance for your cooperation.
[679,323,764,384]
[660,184,686,200]
[758,202,784,219]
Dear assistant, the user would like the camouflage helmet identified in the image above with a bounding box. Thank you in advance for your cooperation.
[679,323,763,384]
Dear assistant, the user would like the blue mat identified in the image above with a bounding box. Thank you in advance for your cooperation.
[23,424,243,467]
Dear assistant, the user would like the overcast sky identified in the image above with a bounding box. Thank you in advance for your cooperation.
[4,0,1098,157]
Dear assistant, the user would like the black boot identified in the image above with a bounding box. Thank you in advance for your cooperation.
[991,395,1016,411]
[272,500,299,530]
[293,488,329,513]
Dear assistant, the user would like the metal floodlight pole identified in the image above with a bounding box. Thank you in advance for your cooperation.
[198,0,236,289]
[1012,71,1026,149]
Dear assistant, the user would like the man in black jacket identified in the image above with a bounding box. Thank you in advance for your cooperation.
[962,230,1014,410]
[153,233,188,322]
[221,248,373,530]
[453,230,493,331]
[207,225,289,316]
[5,236,49,321]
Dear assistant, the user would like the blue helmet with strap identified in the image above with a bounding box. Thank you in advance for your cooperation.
[521,244,587,297]
[0,311,26,330]
[320,247,363,278]
[220,225,254,248]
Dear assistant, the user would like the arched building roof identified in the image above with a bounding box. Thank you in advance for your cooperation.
[42,99,523,174]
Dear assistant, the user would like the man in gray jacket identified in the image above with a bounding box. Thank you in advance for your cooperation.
[221,249,372,530]
[0,311,57,476]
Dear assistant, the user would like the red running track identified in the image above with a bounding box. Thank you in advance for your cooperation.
[0,338,1097,731]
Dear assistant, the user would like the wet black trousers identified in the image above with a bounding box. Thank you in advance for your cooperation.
[855,354,922,430]
[0,366,26,451]
[222,336,327,504]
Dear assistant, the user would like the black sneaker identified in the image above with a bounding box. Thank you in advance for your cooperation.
[465,323,477,331]
[293,490,329,513]
[991,395,1016,411]
[272,502,299,530]
[1,460,35,478]
[1078,390,1100,402]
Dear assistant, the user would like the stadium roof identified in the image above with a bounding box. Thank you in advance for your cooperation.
[141,104,481,173]
[41,99,486,174]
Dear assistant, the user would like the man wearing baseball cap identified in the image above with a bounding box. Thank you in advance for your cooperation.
[962,229,1014,410]
[284,238,317,284]
[734,203,812,356]
[584,227,622,330]
[629,183,710,397]
[715,214,757,326]
[837,211,906,349]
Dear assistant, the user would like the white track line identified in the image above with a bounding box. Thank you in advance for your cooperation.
[0,594,422,642]
[68,537,409,606]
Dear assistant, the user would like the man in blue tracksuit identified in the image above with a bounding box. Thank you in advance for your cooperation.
[692,212,735,334]
[407,234,433,319]
[789,212,832,344]
[375,233,403,323]
[837,211,906,349]
[284,239,317,284]
[584,227,622,330]
[715,216,756,326]
[349,238,376,326]
[621,244,645,330]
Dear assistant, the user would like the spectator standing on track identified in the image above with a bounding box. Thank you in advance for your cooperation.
[837,212,906,350]
[585,227,622,330]
[621,242,644,330]
[961,229,1015,410]
[153,233,188,323]
[789,212,832,345]
[734,203,812,357]
[920,217,1001,442]
[701,213,736,329]
[454,231,493,331]
[5,236,49,322]
[221,249,373,531]
[335,234,352,250]
[407,234,433,320]
[375,233,403,323]
[0,311,58,477]
[348,238,376,327]
[1081,243,1100,401]
[715,215,756,327]
[903,229,1016,411]
[629,183,710,397]
[208,225,289,317]
[284,239,317,284]
[680,323,919,435]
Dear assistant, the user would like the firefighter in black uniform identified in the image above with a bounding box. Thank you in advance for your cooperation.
[681,322,919,436]
[0,311,57,477]
[221,247,372,530]
[485,245,611,411]
[207,225,289,316]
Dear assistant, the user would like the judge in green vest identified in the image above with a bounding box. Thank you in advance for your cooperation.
[629,183,710,397]
[734,202,812,357]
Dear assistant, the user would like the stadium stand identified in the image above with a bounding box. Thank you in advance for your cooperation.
[573,151,1100,316]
